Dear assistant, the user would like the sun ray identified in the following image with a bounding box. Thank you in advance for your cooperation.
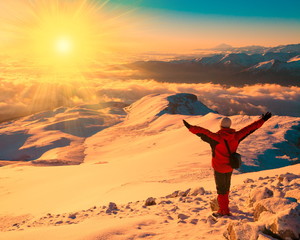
[0,0,136,74]
[0,0,140,121]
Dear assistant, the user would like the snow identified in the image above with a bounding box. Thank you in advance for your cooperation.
[219,53,261,67]
[0,93,300,239]
[1,167,300,240]
[180,49,300,76]
[0,104,125,166]
[287,55,300,63]
[284,59,300,70]
[248,60,276,71]
[267,44,300,53]
[199,54,224,65]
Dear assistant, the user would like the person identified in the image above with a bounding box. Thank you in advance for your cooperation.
[183,112,272,217]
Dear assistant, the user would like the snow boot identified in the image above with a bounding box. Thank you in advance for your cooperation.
[215,193,231,216]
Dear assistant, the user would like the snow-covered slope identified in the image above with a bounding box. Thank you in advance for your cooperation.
[0,93,300,240]
[86,93,300,171]
[0,104,126,166]
[218,53,262,67]
[1,165,299,240]
[288,55,300,63]
[247,58,300,74]
[247,59,277,71]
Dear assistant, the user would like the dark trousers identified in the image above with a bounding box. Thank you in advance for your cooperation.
[214,170,232,195]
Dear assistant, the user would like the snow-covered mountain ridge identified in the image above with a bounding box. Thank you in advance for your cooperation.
[1,93,299,171]
[86,94,300,175]
[172,52,300,73]
[128,44,300,86]
[206,43,300,54]
[0,93,300,240]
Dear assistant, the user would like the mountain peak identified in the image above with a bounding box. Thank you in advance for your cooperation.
[124,93,215,125]
[213,43,233,50]
[157,93,215,116]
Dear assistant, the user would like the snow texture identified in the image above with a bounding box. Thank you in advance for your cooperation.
[1,172,300,240]
[0,93,300,240]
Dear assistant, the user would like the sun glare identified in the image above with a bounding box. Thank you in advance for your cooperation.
[0,0,132,76]
[55,36,73,55]
[30,9,98,70]
[0,0,136,86]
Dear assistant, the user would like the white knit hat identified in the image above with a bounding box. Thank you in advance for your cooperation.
[220,117,232,128]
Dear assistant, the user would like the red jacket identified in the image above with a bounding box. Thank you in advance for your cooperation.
[189,118,265,173]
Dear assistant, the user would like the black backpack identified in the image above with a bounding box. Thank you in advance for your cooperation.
[224,140,242,169]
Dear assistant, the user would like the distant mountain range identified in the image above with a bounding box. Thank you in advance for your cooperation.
[204,43,300,54]
[127,44,300,86]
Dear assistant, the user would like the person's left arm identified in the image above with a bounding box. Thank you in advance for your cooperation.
[235,112,272,142]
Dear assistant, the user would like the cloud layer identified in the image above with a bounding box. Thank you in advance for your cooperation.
[96,80,300,117]
[0,61,299,122]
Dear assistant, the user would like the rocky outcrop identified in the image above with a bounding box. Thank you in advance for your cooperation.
[227,221,262,240]
[106,202,118,214]
[157,93,215,116]
[249,187,273,207]
[254,198,300,240]
[249,173,300,240]
[145,197,156,206]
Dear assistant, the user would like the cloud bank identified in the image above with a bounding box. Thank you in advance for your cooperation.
[96,80,300,117]
[0,61,299,122]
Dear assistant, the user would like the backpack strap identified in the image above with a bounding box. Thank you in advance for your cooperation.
[224,140,232,155]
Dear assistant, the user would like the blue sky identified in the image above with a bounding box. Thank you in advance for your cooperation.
[109,0,300,20]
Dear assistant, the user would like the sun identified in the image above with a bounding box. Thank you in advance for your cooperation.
[0,0,136,82]
[28,4,99,70]
[0,0,129,74]
[55,36,73,55]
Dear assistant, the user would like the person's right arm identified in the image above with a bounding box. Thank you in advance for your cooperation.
[183,120,221,142]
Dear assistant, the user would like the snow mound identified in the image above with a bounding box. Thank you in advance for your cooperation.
[124,93,215,125]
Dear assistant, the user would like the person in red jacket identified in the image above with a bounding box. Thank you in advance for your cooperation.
[183,112,272,217]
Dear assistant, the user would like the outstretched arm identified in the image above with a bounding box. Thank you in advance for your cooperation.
[183,120,221,142]
[236,112,272,142]
[183,119,191,129]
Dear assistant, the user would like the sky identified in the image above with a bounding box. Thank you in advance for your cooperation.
[104,0,300,53]
[0,0,299,58]
[0,1,299,140]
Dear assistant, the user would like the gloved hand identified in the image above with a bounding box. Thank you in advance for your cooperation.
[261,112,272,121]
[183,120,191,129]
